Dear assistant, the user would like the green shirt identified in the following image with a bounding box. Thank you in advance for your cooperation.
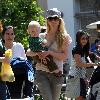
[29,37,47,52]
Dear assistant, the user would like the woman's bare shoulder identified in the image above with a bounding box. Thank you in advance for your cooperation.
[64,33,72,45]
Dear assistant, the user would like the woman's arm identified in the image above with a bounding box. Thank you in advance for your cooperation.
[95,54,100,61]
[26,49,37,57]
[50,48,68,61]
[74,54,97,68]
[0,57,5,62]
[0,56,10,64]
[36,41,69,61]
[50,37,70,61]
[33,35,72,61]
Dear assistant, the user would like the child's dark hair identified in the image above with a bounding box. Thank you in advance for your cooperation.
[76,30,90,56]
[76,30,89,44]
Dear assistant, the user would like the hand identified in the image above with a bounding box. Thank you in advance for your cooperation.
[96,62,100,66]
[37,51,50,59]
[41,39,47,47]
[36,51,50,65]
[52,69,60,73]
[3,57,10,64]
[26,49,37,57]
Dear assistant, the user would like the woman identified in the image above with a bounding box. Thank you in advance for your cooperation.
[26,8,72,100]
[67,30,98,100]
[1,26,33,99]
[0,22,10,100]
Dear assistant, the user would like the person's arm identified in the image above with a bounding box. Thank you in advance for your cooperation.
[95,54,100,61]
[74,54,97,68]
[49,49,67,61]
[37,35,72,61]
[0,56,10,64]
[50,36,71,61]
[0,57,5,62]
[26,49,37,57]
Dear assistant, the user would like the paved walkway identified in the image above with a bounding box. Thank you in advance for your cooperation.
[7,97,33,100]
[7,98,30,100]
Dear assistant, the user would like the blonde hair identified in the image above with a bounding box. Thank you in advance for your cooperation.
[0,21,3,33]
[28,21,40,34]
[46,18,67,49]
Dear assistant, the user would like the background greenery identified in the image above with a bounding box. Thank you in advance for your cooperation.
[0,0,45,49]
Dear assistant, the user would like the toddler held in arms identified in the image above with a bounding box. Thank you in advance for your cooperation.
[27,21,58,72]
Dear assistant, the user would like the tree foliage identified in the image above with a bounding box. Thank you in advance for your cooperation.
[0,0,45,48]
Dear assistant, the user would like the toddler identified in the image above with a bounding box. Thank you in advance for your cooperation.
[27,21,58,72]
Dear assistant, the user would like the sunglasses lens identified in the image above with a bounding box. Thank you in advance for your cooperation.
[47,17,53,21]
[81,37,88,40]
[54,17,59,20]
[47,17,59,21]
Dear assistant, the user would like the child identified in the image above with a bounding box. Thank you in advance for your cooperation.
[27,21,58,72]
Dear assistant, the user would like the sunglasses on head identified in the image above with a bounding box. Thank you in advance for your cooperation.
[47,16,59,21]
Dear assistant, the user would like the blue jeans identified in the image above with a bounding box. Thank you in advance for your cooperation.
[0,81,7,100]
[35,70,63,100]
[6,72,33,99]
